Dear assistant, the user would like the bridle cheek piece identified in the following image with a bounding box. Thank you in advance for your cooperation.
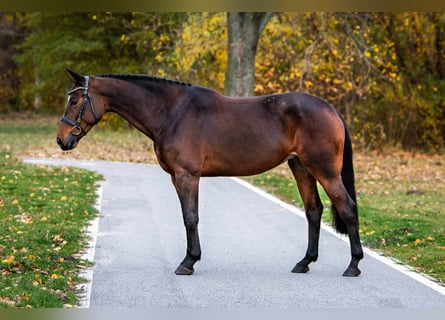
[61,76,98,136]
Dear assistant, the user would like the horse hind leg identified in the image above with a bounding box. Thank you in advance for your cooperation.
[318,176,363,276]
[288,158,324,274]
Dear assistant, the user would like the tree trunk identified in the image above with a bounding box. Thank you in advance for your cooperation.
[224,12,273,97]
[34,68,41,111]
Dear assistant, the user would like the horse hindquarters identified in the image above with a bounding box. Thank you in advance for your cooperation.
[287,106,363,276]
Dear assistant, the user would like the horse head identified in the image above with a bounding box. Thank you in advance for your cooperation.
[56,69,105,150]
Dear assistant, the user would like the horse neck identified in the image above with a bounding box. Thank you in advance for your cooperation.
[96,77,182,140]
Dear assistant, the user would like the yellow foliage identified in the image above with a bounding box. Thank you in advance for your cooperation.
[175,13,227,90]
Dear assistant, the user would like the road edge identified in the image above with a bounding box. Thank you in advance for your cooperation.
[76,182,103,308]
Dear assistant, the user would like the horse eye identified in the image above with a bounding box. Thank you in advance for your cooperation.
[70,99,78,106]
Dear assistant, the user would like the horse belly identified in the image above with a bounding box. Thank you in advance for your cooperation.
[190,103,295,177]
[201,140,290,177]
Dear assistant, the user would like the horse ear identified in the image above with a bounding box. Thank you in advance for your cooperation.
[66,68,85,85]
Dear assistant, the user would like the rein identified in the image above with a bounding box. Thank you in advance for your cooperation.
[61,76,98,136]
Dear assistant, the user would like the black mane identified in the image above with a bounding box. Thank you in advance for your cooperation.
[95,73,192,87]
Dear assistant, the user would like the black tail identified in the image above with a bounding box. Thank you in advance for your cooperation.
[332,114,358,234]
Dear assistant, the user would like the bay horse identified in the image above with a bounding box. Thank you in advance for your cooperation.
[57,69,363,277]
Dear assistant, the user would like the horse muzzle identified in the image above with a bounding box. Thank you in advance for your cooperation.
[56,134,78,151]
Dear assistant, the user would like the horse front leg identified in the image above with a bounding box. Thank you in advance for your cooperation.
[171,171,201,275]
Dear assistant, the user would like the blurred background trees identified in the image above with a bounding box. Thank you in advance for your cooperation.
[0,12,444,152]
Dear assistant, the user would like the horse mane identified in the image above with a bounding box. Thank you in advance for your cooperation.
[95,73,192,87]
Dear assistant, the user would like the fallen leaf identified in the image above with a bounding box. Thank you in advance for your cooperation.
[0,297,16,307]
[1,256,14,265]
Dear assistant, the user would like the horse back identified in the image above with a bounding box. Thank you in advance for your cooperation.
[158,88,344,177]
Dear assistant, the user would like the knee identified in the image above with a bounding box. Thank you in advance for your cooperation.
[306,204,323,223]
[183,214,199,229]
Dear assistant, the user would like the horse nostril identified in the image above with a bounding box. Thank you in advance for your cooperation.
[56,137,63,148]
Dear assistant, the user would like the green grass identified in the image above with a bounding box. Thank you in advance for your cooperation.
[358,180,445,276]
[0,150,102,308]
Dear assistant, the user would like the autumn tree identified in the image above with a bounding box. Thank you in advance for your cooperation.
[224,12,273,97]
[170,12,227,90]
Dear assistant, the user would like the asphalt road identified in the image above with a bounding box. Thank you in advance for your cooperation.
[24,158,445,308]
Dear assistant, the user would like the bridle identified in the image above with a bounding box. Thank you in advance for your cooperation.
[61,76,98,136]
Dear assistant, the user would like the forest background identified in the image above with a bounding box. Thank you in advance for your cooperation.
[0,12,444,152]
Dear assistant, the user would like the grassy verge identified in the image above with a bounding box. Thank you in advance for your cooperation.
[244,151,445,285]
[0,149,102,308]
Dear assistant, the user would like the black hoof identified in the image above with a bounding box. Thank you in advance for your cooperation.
[175,265,194,275]
[342,267,361,277]
[292,264,310,273]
